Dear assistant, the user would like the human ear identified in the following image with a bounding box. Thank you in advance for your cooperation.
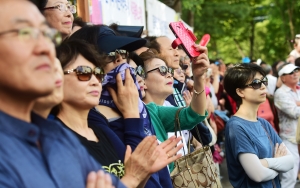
[236,88,245,98]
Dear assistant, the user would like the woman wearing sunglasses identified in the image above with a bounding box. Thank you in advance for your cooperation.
[54,39,184,188]
[223,63,294,188]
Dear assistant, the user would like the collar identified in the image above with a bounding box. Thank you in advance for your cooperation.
[0,111,62,144]
[280,84,293,92]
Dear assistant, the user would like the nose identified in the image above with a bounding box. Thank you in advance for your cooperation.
[174,48,179,57]
[90,74,100,86]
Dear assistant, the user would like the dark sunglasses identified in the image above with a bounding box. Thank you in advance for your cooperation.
[146,66,174,76]
[107,49,129,62]
[64,66,105,83]
[134,65,145,78]
[244,77,268,89]
[283,69,299,75]
[180,55,190,63]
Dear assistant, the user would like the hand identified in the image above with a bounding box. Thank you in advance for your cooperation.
[191,45,209,79]
[122,136,158,188]
[149,136,183,173]
[107,69,139,118]
[86,171,115,188]
[274,143,287,158]
[183,90,192,106]
[296,101,300,106]
[209,63,219,77]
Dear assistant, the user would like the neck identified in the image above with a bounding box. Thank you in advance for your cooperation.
[143,92,166,106]
[57,103,89,131]
[234,101,260,121]
[32,104,52,119]
[0,92,35,122]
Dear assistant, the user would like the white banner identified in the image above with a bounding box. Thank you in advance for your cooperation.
[146,0,177,39]
[89,0,146,29]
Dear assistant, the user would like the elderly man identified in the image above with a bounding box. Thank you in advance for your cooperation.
[0,0,124,187]
[274,63,300,188]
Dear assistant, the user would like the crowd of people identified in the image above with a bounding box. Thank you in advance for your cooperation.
[1,0,300,188]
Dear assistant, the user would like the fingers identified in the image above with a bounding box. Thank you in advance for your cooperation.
[159,136,176,148]
[86,171,97,188]
[95,171,114,188]
[193,44,208,55]
[163,136,182,153]
[124,68,133,86]
[124,145,132,164]
[134,136,156,156]
[192,53,209,65]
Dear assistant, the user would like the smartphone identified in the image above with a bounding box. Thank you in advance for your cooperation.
[169,21,210,58]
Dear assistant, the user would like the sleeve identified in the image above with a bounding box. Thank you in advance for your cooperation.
[152,103,207,132]
[0,166,17,188]
[274,89,300,119]
[123,118,145,151]
[265,149,294,172]
[239,153,278,182]
[226,120,257,161]
[190,122,212,146]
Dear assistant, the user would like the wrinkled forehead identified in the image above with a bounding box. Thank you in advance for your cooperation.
[0,0,46,30]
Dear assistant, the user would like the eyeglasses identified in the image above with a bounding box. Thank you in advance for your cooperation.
[107,49,129,62]
[175,68,185,75]
[0,27,62,46]
[64,66,105,83]
[180,55,190,63]
[244,77,268,89]
[43,3,77,14]
[283,69,299,75]
[134,65,145,78]
[146,66,174,76]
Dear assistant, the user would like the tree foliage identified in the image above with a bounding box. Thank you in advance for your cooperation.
[180,0,300,64]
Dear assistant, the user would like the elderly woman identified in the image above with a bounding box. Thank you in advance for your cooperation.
[31,0,75,39]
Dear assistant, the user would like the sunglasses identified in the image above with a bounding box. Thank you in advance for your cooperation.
[64,66,105,83]
[283,69,299,75]
[180,55,190,63]
[244,77,268,89]
[175,68,185,75]
[146,66,174,76]
[134,65,145,78]
[107,49,129,62]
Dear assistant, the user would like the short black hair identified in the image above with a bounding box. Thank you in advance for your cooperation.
[56,39,105,69]
[223,63,266,106]
[144,36,161,53]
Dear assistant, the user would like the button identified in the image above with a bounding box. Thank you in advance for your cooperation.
[28,130,36,137]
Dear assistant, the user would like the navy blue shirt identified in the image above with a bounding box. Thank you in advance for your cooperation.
[88,108,172,188]
[225,116,282,188]
[0,111,125,188]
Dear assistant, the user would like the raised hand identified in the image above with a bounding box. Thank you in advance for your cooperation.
[191,45,210,80]
[183,90,192,106]
[86,171,115,188]
[149,136,183,173]
[107,68,139,118]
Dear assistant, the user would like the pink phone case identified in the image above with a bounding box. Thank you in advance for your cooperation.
[169,21,210,58]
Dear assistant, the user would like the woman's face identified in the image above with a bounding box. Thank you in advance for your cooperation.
[34,58,64,108]
[43,0,74,37]
[173,68,185,83]
[62,54,101,109]
[144,58,173,99]
[237,73,267,105]
[156,37,180,69]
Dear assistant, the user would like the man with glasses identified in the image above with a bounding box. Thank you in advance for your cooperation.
[0,1,124,187]
[274,63,300,188]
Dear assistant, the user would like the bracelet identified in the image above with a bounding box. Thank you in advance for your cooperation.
[194,89,204,95]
